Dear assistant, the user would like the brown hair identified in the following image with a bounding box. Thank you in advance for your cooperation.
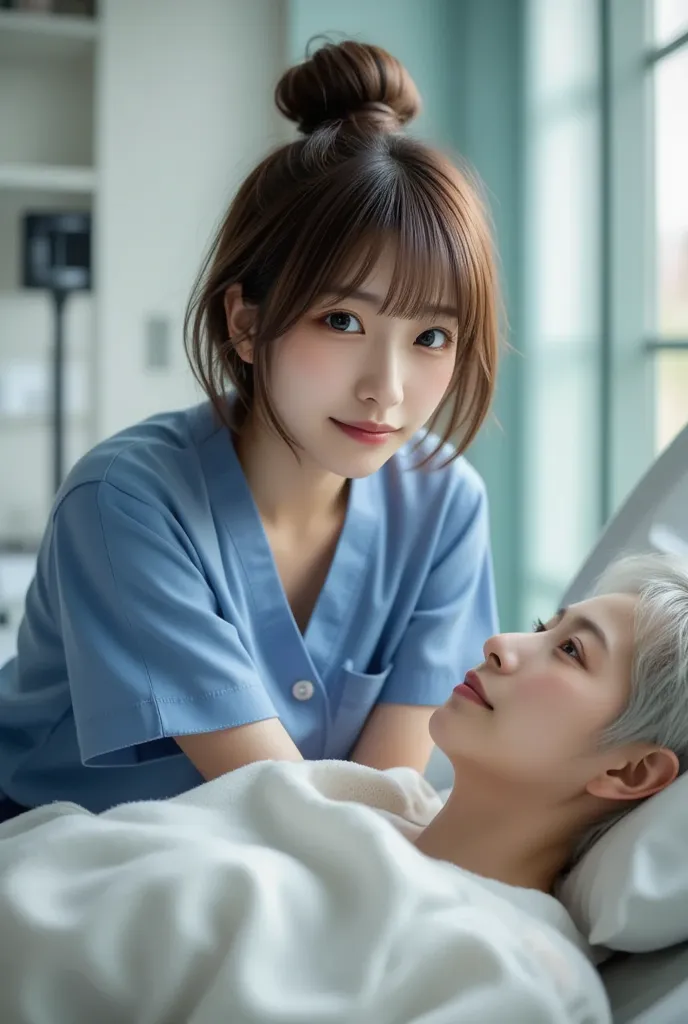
[184,39,500,462]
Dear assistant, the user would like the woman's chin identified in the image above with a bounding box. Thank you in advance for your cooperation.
[428,702,459,749]
[321,447,396,480]
[428,700,493,765]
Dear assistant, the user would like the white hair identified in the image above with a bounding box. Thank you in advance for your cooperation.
[569,552,688,862]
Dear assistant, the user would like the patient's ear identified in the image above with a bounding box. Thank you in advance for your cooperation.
[224,284,258,364]
[586,746,679,803]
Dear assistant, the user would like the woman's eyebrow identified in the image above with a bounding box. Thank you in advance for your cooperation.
[554,607,609,652]
[321,288,458,318]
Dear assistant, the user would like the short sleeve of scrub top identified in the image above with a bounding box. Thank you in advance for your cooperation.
[375,473,496,706]
[50,481,278,765]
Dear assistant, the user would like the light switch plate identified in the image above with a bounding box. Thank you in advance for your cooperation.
[145,315,171,370]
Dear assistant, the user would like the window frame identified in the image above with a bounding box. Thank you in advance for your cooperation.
[605,0,688,515]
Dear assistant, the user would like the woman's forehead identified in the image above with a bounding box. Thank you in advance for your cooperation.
[572,593,637,656]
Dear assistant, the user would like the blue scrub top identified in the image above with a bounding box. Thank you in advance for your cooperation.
[0,402,498,812]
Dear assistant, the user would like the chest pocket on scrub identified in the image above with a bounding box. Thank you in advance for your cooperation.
[333,661,393,757]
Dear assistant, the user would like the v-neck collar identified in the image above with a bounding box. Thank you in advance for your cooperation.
[200,423,379,683]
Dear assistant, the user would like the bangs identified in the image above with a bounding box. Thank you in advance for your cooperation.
[261,151,484,344]
[324,219,463,328]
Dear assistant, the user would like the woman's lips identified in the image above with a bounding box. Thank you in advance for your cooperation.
[453,670,493,709]
[331,419,399,446]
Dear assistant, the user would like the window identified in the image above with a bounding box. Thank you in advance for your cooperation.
[520,0,603,627]
[508,1,688,628]
[652,19,688,451]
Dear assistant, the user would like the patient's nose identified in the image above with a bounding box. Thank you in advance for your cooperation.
[483,634,519,673]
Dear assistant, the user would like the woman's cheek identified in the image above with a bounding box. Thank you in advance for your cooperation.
[519,676,568,715]
[281,328,344,384]
[411,354,456,410]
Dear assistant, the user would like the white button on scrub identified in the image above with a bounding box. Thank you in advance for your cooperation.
[292,680,314,701]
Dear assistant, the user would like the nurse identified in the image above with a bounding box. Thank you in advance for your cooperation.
[0,39,500,815]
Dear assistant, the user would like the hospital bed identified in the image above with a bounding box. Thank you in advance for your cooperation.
[428,419,688,1024]
[564,422,688,1023]
[600,944,688,1024]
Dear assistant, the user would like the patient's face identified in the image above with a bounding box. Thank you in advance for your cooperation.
[430,593,637,792]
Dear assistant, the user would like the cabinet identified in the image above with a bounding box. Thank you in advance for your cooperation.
[0,7,97,546]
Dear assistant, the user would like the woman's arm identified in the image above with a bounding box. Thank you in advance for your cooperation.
[175,719,302,780]
[50,482,294,776]
[349,704,435,773]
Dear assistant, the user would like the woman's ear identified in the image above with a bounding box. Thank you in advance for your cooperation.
[586,745,679,803]
[224,284,258,364]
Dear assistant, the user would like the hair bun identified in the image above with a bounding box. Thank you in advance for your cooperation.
[275,39,421,136]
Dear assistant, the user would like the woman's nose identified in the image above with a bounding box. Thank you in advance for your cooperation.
[483,633,519,673]
[355,344,404,409]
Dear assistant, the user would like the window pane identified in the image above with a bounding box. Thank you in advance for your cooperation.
[654,0,688,45]
[522,0,602,624]
[655,46,688,337]
[656,352,688,450]
[654,44,688,451]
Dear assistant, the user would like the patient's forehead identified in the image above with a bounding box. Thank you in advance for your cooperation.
[577,592,636,616]
[570,593,637,660]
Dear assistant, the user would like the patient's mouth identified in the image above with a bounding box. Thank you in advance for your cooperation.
[453,671,493,710]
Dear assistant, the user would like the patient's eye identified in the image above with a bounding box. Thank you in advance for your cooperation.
[533,619,584,664]
[560,638,583,664]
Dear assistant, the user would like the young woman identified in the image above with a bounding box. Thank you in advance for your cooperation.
[0,39,500,817]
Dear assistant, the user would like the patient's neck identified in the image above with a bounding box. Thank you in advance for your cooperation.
[414,772,584,892]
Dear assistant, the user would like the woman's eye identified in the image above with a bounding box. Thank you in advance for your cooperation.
[560,638,583,663]
[535,619,583,664]
[324,312,363,333]
[415,328,450,350]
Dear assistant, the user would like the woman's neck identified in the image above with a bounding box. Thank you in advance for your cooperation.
[413,778,586,893]
[234,411,347,531]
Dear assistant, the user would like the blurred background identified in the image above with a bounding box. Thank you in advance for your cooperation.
[0,0,686,656]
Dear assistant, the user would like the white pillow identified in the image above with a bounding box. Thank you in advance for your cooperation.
[557,772,688,953]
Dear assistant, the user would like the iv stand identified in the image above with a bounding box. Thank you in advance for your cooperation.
[51,288,68,494]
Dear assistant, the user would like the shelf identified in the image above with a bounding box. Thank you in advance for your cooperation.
[0,540,39,556]
[0,163,96,194]
[0,9,98,60]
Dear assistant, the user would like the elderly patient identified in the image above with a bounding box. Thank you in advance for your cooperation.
[417,552,688,890]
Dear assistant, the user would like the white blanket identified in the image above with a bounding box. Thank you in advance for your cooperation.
[0,759,611,1024]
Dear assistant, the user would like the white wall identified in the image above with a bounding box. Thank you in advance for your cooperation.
[95,0,288,438]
